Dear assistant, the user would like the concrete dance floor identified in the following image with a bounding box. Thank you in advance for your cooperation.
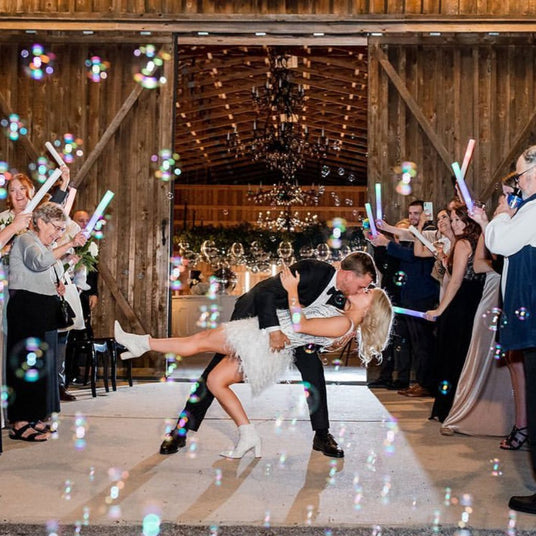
[1,369,535,535]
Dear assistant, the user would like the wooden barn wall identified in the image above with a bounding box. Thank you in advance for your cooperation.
[2,0,536,17]
[0,40,174,375]
[368,37,536,224]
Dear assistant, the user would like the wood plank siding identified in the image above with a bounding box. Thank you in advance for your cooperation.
[368,36,536,223]
[0,40,174,369]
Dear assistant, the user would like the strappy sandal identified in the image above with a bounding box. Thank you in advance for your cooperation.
[500,425,528,450]
[31,421,57,434]
[9,423,49,442]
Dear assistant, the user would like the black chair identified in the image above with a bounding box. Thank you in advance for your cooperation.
[71,338,132,397]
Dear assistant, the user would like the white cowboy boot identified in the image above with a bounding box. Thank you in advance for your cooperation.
[114,321,150,358]
[220,424,262,459]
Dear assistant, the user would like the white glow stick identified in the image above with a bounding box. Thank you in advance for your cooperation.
[451,161,474,213]
[23,168,62,214]
[460,138,476,179]
[375,183,383,221]
[408,225,438,254]
[84,190,115,236]
[63,187,77,216]
[45,141,67,168]
[393,306,436,321]
[365,203,378,237]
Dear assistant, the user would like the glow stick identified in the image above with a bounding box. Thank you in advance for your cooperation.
[63,187,77,216]
[84,190,115,236]
[375,183,383,221]
[408,225,438,254]
[393,306,436,321]
[45,141,67,167]
[365,203,378,237]
[451,161,474,213]
[460,138,476,179]
[23,168,62,213]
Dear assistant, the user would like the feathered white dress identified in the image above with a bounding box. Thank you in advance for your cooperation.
[222,303,354,396]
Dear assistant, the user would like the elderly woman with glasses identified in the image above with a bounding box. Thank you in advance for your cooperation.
[114,263,392,459]
[481,146,536,515]
[5,202,86,442]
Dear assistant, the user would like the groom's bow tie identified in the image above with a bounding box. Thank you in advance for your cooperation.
[326,287,346,309]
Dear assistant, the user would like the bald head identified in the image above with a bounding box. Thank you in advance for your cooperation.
[72,210,90,230]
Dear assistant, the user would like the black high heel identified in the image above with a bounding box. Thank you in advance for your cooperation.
[500,425,528,450]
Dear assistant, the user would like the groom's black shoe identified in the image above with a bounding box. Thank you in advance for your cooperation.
[159,430,187,455]
[313,432,344,458]
[509,493,536,514]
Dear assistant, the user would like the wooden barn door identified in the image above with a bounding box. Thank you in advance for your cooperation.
[0,38,175,377]
[368,36,536,224]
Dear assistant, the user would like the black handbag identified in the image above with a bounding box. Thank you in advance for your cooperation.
[54,267,75,329]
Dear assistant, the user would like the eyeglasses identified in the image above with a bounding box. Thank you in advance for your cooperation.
[512,164,536,184]
[50,221,66,234]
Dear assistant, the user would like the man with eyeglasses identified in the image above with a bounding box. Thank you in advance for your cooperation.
[482,146,536,514]
[159,251,377,459]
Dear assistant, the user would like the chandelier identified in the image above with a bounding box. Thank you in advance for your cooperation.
[226,49,341,180]
[247,181,324,206]
[256,207,319,233]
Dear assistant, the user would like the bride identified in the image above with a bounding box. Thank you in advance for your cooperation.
[115,264,393,459]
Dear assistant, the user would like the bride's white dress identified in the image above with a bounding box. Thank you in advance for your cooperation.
[223,303,353,396]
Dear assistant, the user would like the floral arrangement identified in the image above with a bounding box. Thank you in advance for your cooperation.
[74,238,99,272]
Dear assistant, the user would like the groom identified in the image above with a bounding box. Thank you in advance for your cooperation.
[160,251,377,458]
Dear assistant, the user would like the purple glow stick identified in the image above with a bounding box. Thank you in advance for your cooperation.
[365,203,378,237]
[393,306,436,322]
[451,161,474,213]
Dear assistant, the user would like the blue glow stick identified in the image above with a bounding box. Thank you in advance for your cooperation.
[375,183,383,221]
[451,161,474,213]
[84,190,115,236]
[365,203,378,237]
[393,306,436,321]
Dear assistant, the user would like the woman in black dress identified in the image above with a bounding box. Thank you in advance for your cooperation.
[426,205,485,422]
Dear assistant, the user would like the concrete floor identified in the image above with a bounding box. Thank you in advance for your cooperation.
[1,364,536,535]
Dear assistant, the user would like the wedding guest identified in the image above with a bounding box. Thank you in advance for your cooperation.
[483,146,536,514]
[155,252,377,458]
[6,203,86,441]
[371,200,439,398]
[368,219,411,390]
[427,205,485,422]
[441,176,524,442]
[115,263,393,458]
[65,209,100,386]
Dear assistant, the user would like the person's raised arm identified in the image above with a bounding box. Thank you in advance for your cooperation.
[426,239,471,319]
[473,234,493,274]
[280,264,351,338]
[0,212,32,249]
[376,220,414,242]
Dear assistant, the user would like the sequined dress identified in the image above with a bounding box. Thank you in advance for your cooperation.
[223,303,354,396]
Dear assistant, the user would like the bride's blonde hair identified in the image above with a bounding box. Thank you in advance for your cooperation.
[356,288,393,365]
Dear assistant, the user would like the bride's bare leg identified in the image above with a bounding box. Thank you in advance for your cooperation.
[206,356,249,426]
[149,326,228,356]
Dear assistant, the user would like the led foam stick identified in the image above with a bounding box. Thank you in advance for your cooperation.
[460,138,476,180]
[375,183,383,221]
[408,225,438,254]
[393,306,436,321]
[23,167,62,213]
[45,141,67,168]
[84,190,114,236]
[452,161,474,213]
[63,187,77,216]
[365,203,378,237]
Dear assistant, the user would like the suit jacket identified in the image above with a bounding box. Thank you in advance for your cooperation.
[231,259,336,329]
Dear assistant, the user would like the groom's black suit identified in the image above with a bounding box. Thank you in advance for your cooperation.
[181,259,341,432]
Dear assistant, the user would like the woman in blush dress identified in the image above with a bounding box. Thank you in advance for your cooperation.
[427,205,485,422]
